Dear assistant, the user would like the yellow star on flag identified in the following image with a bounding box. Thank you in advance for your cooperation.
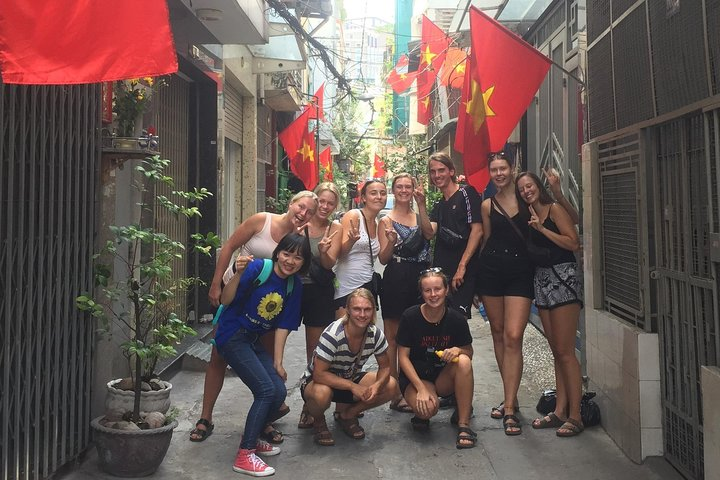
[421,96,430,110]
[465,81,495,133]
[298,141,314,162]
[421,45,437,66]
[456,61,466,75]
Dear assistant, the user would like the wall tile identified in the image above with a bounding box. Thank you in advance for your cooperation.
[622,372,640,421]
[639,380,662,428]
[622,326,639,379]
[638,334,661,381]
[641,427,663,458]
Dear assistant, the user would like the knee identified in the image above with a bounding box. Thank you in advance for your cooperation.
[456,354,473,374]
[306,383,333,408]
[503,332,524,350]
[385,377,400,396]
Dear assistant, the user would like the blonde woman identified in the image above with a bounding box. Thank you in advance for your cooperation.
[191,191,317,443]
[300,288,397,446]
[297,182,343,429]
[378,173,433,412]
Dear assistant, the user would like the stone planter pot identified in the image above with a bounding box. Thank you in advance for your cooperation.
[91,416,177,477]
[105,379,172,414]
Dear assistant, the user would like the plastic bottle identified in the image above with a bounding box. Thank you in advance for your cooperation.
[478,302,488,321]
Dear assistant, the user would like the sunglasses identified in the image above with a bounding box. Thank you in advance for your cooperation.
[420,267,443,275]
[487,151,508,160]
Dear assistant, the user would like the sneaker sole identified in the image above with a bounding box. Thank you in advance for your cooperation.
[232,466,276,476]
[255,448,281,457]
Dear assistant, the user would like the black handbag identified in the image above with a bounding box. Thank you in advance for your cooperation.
[308,256,335,287]
[492,197,553,267]
[359,210,383,306]
[396,215,427,257]
[536,389,601,427]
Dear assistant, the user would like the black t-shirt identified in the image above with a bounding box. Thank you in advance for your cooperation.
[430,185,482,267]
[396,305,473,379]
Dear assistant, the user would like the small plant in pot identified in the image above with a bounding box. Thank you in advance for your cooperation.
[77,154,218,476]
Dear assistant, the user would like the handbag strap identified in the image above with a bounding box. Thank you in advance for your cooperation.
[491,196,526,243]
[358,209,376,267]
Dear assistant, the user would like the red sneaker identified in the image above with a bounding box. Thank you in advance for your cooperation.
[232,449,275,477]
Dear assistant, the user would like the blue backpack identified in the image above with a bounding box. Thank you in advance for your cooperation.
[212,258,294,325]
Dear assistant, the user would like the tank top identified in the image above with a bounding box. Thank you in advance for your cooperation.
[240,213,277,259]
[529,205,576,265]
[300,232,325,285]
[334,210,379,299]
[481,200,528,257]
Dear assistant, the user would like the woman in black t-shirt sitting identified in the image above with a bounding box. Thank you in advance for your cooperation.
[396,268,476,449]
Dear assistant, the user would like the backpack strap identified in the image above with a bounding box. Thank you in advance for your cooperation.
[255,258,294,297]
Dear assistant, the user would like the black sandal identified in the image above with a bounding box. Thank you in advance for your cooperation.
[503,414,522,436]
[189,418,214,442]
[456,426,477,449]
[410,416,430,432]
[259,424,284,444]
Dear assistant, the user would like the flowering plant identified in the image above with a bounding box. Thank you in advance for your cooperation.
[113,77,162,137]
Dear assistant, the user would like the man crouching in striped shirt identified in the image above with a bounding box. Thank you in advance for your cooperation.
[300,288,398,446]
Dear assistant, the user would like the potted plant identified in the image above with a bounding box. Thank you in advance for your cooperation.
[77,154,218,476]
[112,78,162,149]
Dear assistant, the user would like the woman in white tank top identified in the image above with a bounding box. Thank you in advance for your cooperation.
[191,191,317,444]
[334,179,395,317]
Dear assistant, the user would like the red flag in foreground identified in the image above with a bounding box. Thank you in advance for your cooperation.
[455,7,551,190]
[0,0,178,84]
[417,15,452,125]
[387,55,417,94]
[304,83,325,121]
[371,154,386,179]
[278,110,318,190]
[320,147,333,181]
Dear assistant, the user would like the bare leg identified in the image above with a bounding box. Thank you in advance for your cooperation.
[550,303,583,426]
[483,296,506,375]
[435,355,474,425]
[304,326,325,363]
[383,317,410,409]
[403,380,440,420]
[532,308,567,427]
[190,346,227,440]
[500,296,531,422]
[340,374,398,419]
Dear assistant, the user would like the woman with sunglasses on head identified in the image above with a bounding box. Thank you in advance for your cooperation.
[475,152,534,436]
[215,232,310,476]
[190,191,318,444]
[516,172,584,437]
[296,182,343,429]
[377,173,433,413]
[334,179,391,317]
[396,268,475,448]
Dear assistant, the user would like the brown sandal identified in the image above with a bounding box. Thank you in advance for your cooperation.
[312,418,335,446]
[298,406,315,429]
[556,417,584,437]
[337,415,365,440]
[532,412,565,429]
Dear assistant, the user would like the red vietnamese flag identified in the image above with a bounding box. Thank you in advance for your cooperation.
[417,15,452,125]
[371,154,386,178]
[320,147,333,181]
[278,109,312,166]
[294,128,319,190]
[440,48,467,89]
[0,0,177,84]
[455,7,551,191]
[387,55,417,94]
[304,83,325,121]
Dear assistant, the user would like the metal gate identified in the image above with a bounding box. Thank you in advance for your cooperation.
[651,110,720,480]
[1,83,100,479]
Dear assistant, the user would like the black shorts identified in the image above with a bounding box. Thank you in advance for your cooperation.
[476,252,534,299]
[398,368,443,395]
[334,279,377,310]
[300,371,368,404]
[379,260,427,318]
[434,257,479,319]
[301,282,337,328]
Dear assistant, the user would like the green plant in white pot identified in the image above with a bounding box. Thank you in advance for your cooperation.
[77,154,218,476]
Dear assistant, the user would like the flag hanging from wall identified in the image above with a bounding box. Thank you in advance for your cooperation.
[416,15,452,125]
[0,0,178,84]
[304,83,325,121]
[278,109,318,190]
[387,55,417,94]
[320,147,333,181]
[440,47,467,89]
[455,6,551,190]
[371,154,386,179]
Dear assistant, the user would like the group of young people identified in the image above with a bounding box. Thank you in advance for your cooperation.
[189,151,584,477]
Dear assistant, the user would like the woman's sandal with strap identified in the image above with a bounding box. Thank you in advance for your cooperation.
[259,424,284,444]
[456,427,477,449]
[298,406,315,429]
[337,416,365,440]
[556,417,584,437]
[189,418,214,442]
[503,414,522,436]
[532,412,565,429]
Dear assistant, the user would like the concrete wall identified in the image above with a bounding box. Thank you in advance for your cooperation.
[582,142,663,463]
[702,366,720,479]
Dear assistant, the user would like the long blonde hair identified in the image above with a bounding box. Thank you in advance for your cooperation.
[342,288,377,325]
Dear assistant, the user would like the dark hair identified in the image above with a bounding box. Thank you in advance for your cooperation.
[360,179,386,196]
[427,152,457,182]
[515,172,554,206]
[272,232,312,275]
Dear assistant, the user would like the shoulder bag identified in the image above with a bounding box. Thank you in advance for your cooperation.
[395,215,427,258]
[436,187,470,248]
[491,197,553,267]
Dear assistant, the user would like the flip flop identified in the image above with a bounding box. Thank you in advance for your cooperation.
[189,418,214,442]
[390,399,414,413]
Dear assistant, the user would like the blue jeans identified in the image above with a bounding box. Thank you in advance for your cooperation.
[217,329,286,449]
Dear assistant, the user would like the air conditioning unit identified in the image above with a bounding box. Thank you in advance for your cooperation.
[297,0,332,18]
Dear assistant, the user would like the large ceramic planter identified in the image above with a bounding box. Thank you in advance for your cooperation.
[91,416,177,477]
[105,379,172,414]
